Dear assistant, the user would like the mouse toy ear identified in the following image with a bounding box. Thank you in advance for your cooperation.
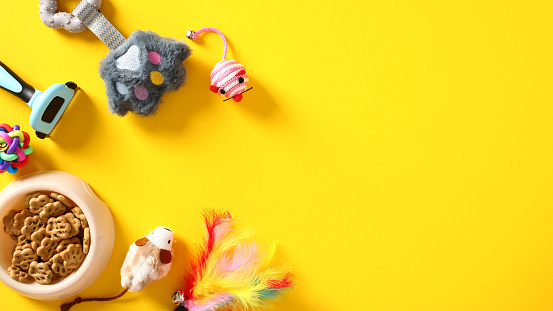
[160,249,172,264]
[135,237,149,246]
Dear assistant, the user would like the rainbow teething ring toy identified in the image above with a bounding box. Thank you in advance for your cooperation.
[0,124,33,174]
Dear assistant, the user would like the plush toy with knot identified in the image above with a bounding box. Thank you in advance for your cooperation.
[40,0,191,117]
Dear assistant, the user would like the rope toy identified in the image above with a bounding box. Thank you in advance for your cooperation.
[0,124,33,174]
[38,0,88,33]
[187,28,252,102]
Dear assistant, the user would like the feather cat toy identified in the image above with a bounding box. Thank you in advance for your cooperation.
[186,28,252,102]
[172,210,294,311]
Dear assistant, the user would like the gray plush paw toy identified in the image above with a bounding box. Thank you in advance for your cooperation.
[40,0,192,117]
[99,31,191,117]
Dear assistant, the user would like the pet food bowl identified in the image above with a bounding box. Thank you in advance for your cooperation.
[0,170,115,300]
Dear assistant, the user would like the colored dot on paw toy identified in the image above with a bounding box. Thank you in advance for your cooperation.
[150,71,164,85]
[115,82,128,95]
[148,51,161,65]
[0,124,33,174]
[134,86,149,101]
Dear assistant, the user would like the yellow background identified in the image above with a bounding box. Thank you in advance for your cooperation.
[1,0,553,310]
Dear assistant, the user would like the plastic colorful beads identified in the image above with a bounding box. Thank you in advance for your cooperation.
[0,124,33,174]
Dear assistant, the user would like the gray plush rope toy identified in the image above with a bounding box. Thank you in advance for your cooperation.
[39,0,191,117]
[40,0,124,49]
[39,0,87,33]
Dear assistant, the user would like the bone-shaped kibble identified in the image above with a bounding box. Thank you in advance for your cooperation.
[3,210,19,238]
[12,248,38,270]
[37,237,59,261]
[50,192,73,207]
[13,209,32,233]
[46,216,72,241]
[8,265,31,283]
[29,195,51,214]
[40,201,66,220]
[21,216,45,239]
[29,261,53,285]
[61,244,85,270]
[50,253,74,276]
[57,237,80,254]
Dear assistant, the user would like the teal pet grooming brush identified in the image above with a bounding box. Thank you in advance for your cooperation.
[0,61,77,139]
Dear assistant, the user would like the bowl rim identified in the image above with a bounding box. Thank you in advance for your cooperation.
[0,170,114,300]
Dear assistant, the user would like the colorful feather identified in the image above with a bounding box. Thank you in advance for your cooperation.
[174,210,294,311]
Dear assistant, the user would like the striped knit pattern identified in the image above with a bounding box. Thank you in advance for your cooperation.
[72,0,126,50]
[210,59,249,99]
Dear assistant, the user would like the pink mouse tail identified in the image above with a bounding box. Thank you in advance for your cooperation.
[186,27,228,61]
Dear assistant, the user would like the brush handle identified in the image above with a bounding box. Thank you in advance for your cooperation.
[0,61,36,104]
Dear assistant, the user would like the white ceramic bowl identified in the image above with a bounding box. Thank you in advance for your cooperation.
[0,170,114,301]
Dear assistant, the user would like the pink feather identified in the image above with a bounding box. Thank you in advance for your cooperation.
[218,243,259,273]
[185,294,234,311]
[177,210,294,311]
[183,210,232,299]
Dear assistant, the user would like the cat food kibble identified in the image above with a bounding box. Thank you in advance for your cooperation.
[3,192,90,284]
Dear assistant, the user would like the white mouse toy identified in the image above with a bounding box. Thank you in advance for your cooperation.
[121,226,174,292]
[60,226,175,311]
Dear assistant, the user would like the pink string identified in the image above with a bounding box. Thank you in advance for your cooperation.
[0,132,25,161]
[190,27,228,61]
[0,132,13,146]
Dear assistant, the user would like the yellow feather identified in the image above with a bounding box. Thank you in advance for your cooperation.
[191,213,293,310]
